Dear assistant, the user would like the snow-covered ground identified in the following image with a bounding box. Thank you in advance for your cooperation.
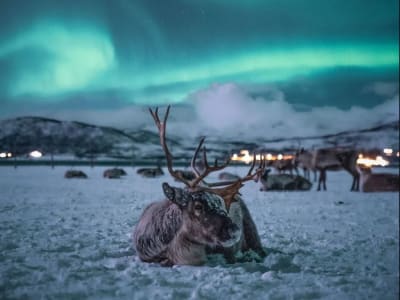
[0,166,398,300]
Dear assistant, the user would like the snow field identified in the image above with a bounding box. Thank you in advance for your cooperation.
[0,166,398,299]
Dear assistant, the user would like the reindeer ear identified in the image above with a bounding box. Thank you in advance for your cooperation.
[162,182,175,201]
[162,182,189,207]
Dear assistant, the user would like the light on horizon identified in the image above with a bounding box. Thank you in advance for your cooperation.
[231,150,293,163]
[29,150,43,158]
[383,148,393,155]
[0,152,12,158]
[357,155,389,167]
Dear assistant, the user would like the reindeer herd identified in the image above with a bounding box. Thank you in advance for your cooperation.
[294,148,399,192]
[130,106,399,267]
[61,105,398,267]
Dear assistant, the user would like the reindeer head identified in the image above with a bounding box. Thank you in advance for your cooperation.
[162,182,240,247]
[149,105,266,212]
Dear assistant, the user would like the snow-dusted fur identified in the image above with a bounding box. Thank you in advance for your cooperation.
[208,195,266,263]
[133,184,265,266]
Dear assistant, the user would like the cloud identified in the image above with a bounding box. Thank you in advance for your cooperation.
[1,83,398,141]
[186,83,399,139]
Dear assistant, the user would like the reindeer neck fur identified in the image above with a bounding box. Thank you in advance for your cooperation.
[228,196,243,231]
[168,224,207,266]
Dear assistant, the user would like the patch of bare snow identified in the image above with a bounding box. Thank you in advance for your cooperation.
[0,166,398,299]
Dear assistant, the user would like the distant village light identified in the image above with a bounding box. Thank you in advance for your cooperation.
[357,155,389,167]
[383,148,393,155]
[240,150,253,164]
[7,153,12,157]
[397,151,399,157]
[0,152,6,158]
[231,151,295,163]
[29,150,43,158]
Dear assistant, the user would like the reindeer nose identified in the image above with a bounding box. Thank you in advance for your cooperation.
[223,216,238,231]
[220,218,239,240]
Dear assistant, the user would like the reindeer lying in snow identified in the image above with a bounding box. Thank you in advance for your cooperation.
[64,170,88,179]
[259,169,312,191]
[103,168,127,179]
[356,165,399,192]
[136,166,164,178]
[134,106,266,266]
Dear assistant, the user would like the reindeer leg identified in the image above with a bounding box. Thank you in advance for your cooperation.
[355,174,360,191]
[351,173,360,191]
[351,176,355,191]
[318,169,327,191]
[160,258,174,267]
[317,170,322,191]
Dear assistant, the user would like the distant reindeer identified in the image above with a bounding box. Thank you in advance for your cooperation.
[295,148,359,191]
[136,166,164,178]
[336,150,360,191]
[267,159,298,175]
[64,170,88,179]
[292,151,317,182]
[103,168,127,179]
[356,165,399,192]
[134,106,266,266]
[174,169,196,181]
[259,169,312,191]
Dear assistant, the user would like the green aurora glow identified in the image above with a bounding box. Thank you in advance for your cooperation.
[0,0,398,115]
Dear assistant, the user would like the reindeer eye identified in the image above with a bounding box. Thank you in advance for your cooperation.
[194,203,203,211]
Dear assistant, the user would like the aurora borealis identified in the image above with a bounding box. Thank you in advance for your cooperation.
[0,0,398,127]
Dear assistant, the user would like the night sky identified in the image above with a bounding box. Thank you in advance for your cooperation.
[0,0,398,131]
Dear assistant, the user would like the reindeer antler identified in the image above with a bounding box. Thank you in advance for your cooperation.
[204,153,266,209]
[150,106,266,210]
[190,137,231,187]
[149,106,192,187]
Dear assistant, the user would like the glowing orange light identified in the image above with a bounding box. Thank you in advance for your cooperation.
[357,154,389,167]
[230,150,293,163]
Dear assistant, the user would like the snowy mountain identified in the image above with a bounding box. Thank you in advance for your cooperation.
[0,116,398,162]
[0,117,138,159]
